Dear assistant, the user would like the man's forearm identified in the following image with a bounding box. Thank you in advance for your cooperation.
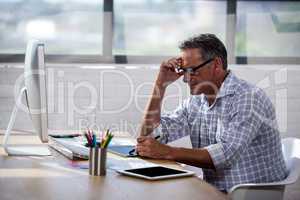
[168,147,215,169]
[139,81,167,136]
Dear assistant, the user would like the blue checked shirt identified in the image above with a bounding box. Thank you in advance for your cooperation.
[154,71,287,191]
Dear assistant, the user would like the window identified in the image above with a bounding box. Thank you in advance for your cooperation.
[236,1,300,57]
[0,0,103,55]
[113,0,227,56]
[0,0,300,64]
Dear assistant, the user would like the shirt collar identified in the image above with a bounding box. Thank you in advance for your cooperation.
[190,70,237,101]
[215,70,236,99]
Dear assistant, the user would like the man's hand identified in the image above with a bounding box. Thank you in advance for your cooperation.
[136,136,173,160]
[156,57,184,88]
[136,136,215,169]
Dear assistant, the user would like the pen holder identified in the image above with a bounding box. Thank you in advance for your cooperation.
[89,147,107,176]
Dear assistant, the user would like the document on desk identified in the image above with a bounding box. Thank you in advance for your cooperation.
[108,157,157,171]
[49,137,89,159]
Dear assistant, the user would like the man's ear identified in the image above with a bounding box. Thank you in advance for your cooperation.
[211,57,223,79]
[215,57,222,68]
[214,57,223,73]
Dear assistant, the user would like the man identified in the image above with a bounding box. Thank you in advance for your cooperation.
[136,33,287,192]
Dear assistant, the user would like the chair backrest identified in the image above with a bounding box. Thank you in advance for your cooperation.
[282,138,300,169]
[229,138,300,200]
[281,137,300,185]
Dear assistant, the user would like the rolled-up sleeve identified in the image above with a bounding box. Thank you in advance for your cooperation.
[204,91,265,170]
[153,98,191,144]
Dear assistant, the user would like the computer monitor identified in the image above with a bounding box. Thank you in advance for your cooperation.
[3,40,51,156]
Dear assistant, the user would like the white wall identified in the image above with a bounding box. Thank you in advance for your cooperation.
[0,64,299,138]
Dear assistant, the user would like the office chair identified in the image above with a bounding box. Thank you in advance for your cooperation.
[229,137,300,200]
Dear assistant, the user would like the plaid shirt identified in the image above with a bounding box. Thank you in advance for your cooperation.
[154,71,287,191]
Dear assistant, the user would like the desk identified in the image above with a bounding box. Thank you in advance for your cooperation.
[0,133,228,200]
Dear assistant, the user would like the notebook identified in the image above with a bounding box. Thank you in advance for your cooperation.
[49,137,89,160]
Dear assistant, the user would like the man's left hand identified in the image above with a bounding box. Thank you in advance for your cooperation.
[136,136,173,160]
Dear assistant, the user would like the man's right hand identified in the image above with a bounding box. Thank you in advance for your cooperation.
[156,57,184,88]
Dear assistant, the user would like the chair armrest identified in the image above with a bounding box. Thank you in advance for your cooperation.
[229,184,286,200]
[229,182,286,194]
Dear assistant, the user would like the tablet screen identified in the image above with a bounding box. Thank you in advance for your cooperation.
[124,166,187,177]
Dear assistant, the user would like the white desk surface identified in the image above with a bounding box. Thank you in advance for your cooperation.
[0,131,228,200]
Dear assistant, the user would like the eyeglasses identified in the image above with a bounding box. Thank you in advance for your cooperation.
[175,58,214,75]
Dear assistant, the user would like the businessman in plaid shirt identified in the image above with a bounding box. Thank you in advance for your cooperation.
[136,33,287,192]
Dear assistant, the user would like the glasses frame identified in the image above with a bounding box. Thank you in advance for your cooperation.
[175,58,214,75]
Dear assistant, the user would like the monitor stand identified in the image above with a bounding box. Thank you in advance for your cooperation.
[3,87,51,156]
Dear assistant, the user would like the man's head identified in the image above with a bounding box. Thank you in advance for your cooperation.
[178,34,228,96]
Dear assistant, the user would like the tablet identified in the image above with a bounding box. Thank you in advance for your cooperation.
[117,166,195,180]
[108,145,138,157]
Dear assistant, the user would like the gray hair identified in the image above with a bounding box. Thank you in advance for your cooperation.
[179,33,228,70]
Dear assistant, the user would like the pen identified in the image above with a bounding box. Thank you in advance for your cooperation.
[103,134,113,148]
[86,130,92,143]
[101,130,114,148]
[84,132,92,147]
[154,135,161,140]
[129,135,161,155]
[92,134,97,147]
